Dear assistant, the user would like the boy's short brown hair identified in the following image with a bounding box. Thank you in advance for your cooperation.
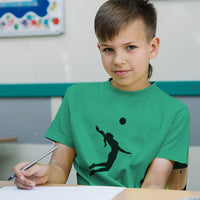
[94,0,157,79]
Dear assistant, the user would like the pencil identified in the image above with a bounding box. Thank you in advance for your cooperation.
[7,145,58,181]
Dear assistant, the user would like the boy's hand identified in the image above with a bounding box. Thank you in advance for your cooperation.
[13,162,49,190]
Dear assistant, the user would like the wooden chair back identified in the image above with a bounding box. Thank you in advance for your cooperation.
[167,167,188,190]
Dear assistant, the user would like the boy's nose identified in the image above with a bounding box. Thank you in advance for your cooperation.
[113,51,126,65]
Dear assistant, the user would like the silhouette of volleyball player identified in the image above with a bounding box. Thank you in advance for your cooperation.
[89,126,132,176]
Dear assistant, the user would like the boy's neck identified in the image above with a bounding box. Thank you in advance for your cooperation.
[110,79,151,91]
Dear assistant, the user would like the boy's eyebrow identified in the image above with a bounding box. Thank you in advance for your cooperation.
[123,41,137,45]
[99,41,137,47]
[99,43,109,47]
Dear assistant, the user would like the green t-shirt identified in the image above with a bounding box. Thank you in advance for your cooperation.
[45,80,190,188]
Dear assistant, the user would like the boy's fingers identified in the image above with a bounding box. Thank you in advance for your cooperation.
[14,173,35,189]
[13,161,37,190]
[21,163,45,178]
[14,162,41,179]
[14,177,35,190]
[13,161,30,175]
[12,162,30,182]
[13,163,48,189]
[21,167,36,177]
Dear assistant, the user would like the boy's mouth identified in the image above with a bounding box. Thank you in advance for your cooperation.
[114,70,130,76]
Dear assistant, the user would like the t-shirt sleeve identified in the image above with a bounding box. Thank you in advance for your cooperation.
[156,107,190,169]
[45,89,75,149]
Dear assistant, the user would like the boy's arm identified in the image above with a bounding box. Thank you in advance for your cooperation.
[141,158,174,189]
[48,142,76,183]
[14,142,76,189]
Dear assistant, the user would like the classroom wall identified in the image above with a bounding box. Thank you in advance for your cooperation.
[0,0,107,84]
[151,0,200,81]
[0,0,200,83]
[0,0,200,191]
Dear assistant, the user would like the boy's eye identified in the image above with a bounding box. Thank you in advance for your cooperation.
[127,45,136,50]
[103,48,113,52]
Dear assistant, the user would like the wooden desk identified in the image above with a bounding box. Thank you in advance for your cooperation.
[1,181,200,200]
[113,188,200,200]
[0,181,15,188]
[0,137,17,143]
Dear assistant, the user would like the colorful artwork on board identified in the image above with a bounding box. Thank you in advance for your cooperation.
[0,0,64,37]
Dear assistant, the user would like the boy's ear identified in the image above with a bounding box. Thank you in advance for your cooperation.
[149,37,160,59]
[97,42,101,50]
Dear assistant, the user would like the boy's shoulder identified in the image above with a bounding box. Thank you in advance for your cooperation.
[154,83,188,110]
[68,81,104,90]
[65,81,106,96]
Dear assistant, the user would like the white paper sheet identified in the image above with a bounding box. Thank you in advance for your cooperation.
[179,199,200,200]
[0,186,124,200]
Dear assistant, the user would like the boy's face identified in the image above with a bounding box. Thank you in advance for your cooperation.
[98,18,160,91]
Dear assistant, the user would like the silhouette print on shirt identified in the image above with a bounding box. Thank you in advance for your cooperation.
[89,118,132,176]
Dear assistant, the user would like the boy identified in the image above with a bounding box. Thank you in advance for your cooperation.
[13,0,190,190]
